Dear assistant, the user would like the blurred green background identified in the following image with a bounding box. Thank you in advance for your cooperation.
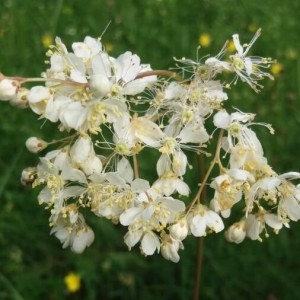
[0,0,300,299]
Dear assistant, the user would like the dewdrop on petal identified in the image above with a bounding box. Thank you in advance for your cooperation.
[20,167,37,187]
[25,137,48,153]
[225,220,246,244]
[0,78,19,101]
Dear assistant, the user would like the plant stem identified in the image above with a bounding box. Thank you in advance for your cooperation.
[192,153,207,300]
[133,154,140,179]
[135,69,184,81]
[191,130,224,299]
[192,235,204,300]
[186,129,224,215]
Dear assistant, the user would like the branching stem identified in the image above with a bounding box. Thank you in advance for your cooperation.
[135,70,183,81]
[186,129,224,215]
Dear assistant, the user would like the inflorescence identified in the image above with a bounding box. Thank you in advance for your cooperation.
[1,30,299,263]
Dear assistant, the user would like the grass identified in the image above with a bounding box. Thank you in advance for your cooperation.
[1,0,300,299]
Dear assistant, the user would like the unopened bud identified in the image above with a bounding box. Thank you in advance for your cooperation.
[0,78,19,101]
[21,167,37,186]
[25,137,48,153]
[10,87,29,108]
[225,220,246,244]
[169,217,189,240]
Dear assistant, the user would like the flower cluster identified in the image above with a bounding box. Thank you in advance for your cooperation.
[1,30,299,263]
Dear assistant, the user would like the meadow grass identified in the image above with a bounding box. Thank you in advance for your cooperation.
[0,0,300,299]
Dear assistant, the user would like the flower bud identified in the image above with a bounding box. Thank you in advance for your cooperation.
[25,137,48,153]
[169,217,189,240]
[225,220,246,244]
[0,78,19,101]
[21,167,37,186]
[10,87,29,108]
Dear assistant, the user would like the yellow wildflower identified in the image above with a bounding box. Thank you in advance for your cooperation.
[286,48,298,60]
[227,40,236,53]
[248,24,258,33]
[41,33,53,48]
[198,33,211,47]
[271,62,284,76]
[64,272,81,293]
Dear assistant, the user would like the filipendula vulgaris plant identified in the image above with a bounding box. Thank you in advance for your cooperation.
[1,29,300,263]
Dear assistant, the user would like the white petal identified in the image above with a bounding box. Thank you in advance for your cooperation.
[156,154,171,176]
[82,155,103,175]
[175,179,190,196]
[70,136,92,165]
[190,215,206,237]
[213,110,231,129]
[245,57,253,75]
[205,210,224,233]
[71,227,94,253]
[115,52,141,83]
[281,196,300,221]
[131,178,150,193]
[264,213,283,230]
[119,207,143,226]
[245,214,263,240]
[279,172,300,180]
[177,122,209,144]
[232,34,244,56]
[117,157,134,183]
[133,117,164,147]
[141,232,160,255]
[124,229,143,249]
[172,150,187,176]
[59,102,87,130]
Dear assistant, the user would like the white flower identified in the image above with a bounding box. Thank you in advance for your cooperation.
[72,36,102,60]
[245,176,281,214]
[209,170,249,217]
[113,51,157,95]
[225,220,246,244]
[152,170,190,197]
[188,204,224,237]
[230,29,274,91]
[161,234,184,263]
[51,214,94,253]
[245,211,284,241]
[120,195,185,256]
[213,110,264,153]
